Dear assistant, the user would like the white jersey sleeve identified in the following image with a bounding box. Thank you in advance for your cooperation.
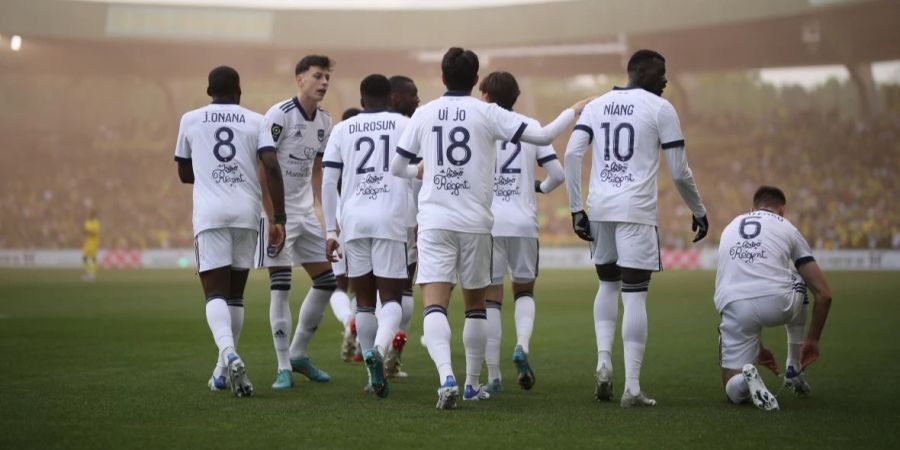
[175,115,192,161]
[258,107,287,152]
[657,101,685,149]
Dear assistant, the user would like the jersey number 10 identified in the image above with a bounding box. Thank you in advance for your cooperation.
[600,122,634,162]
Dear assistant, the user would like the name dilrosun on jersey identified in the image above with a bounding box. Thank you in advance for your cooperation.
[348,120,396,134]
[202,111,246,123]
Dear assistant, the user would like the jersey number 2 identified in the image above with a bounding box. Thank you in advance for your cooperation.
[498,140,521,174]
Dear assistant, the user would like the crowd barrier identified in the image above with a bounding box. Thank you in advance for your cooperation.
[1,248,898,271]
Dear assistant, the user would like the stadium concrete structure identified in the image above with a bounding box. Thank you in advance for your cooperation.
[1,0,898,120]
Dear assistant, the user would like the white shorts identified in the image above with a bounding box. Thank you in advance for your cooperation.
[345,238,409,279]
[416,230,491,289]
[194,227,258,273]
[590,221,661,271]
[256,215,328,268]
[718,291,806,370]
[332,234,348,277]
[407,227,418,265]
[491,236,538,285]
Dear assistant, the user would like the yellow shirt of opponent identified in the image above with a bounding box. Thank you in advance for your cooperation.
[82,219,100,256]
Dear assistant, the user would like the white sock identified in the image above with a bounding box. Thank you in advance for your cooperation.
[355,306,377,353]
[400,290,414,333]
[269,271,292,370]
[228,298,244,346]
[785,302,808,370]
[329,288,353,327]
[463,309,488,388]
[621,285,649,395]
[269,289,292,371]
[485,300,503,382]
[594,280,620,371]
[423,305,454,383]
[514,293,535,353]
[206,297,235,360]
[725,373,750,404]
[375,300,403,355]
[289,281,333,359]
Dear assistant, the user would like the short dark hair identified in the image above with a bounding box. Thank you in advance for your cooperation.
[360,74,392,100]
[627,49,665,73]
[479,71,520,110]
[207,65,240,97]
[753,186,787,208]
[342,107,361,121]
[390,75,415,92]
[295,55,333,75]
[441,47,479,91]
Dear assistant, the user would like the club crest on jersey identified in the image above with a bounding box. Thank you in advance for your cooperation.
[271,124,283,142]
[318,129,325,142]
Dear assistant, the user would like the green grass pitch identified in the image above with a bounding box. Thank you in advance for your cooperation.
[1,269,897,449]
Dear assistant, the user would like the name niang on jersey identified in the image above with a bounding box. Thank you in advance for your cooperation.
[603,103,634,116]
[348,120,396,134]
[203,112,246,123]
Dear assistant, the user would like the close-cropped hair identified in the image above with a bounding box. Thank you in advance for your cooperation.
[295,55,334,75]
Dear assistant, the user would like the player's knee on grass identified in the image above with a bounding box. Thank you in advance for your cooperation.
[595,263,621,282]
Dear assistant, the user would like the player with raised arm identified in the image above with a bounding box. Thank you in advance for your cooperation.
[257,55,337,390]
[479,71,565,394]
[382,74,422,379]
[564,49,708,407]
[390,47,591,409]
[322,74,411,397]
[174,66,286,397]
[715,186,832,411]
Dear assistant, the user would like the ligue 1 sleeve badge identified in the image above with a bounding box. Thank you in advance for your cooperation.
[318,129,325,142]
[271,124,283,142]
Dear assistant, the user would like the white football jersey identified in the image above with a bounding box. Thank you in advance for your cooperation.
[322,110,411,242]
[575,87,684,226]
[174,102,264,236]
[714,210,814,312]
[395,93,532,234]
[491,116,558,238]
[258,97,332,217]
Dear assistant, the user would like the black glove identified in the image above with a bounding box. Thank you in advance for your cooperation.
[692,215,709,243]
[571,210,593,241]
[534,180,543,194]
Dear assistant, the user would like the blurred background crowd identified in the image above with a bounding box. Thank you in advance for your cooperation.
[1,71,897,250]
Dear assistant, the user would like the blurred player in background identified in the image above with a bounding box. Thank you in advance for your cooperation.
[257,55,336,390]
[323,74,412,397]
[565,49,708,407]
[383,74,422,379]
[174,66,286,397]
[715,186,832,411]
[330,106,363,364]
[390,47,590,409]
[81,210,100,282]
[479,71,565,394]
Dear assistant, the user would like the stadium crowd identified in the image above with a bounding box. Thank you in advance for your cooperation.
[1,107,897,250]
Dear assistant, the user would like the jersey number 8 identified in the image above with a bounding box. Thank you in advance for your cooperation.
[213,127,236,163]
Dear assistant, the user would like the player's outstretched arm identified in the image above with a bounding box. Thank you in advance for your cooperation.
[176,160,194,184]
[536,156,565,194]
[260,151,286,255]
[564,127,592,241]
[797,260,833,370]
[664,146,708,242]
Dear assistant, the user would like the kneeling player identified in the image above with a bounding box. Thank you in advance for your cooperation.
[480,71,565,393]
[323,74,412,397]
[715,186,832,411]
[174,66,286,397]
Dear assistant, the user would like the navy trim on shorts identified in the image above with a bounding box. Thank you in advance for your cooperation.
[257,218,265,267]
[489,235,494,282]
[535,239,540,278]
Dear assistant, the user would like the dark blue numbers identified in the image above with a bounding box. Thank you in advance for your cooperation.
[432,126,471,166]
[739,217,762,239]
[600,122,634,162]
[498,140,522,174]
[213,127,236,162]
[354,135,390,174]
